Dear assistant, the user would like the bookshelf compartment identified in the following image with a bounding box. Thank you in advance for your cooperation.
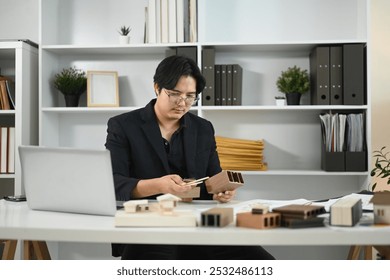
[199,0,367,43]
[41,49,166,108]
[41,0,148,45]
[204,110,322,171]
[0,41,38,195]
[213,48,310,106]
[41,111,120,149]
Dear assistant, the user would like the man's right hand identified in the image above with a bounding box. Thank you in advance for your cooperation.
[132,175,191,198]
[159,174,192,195]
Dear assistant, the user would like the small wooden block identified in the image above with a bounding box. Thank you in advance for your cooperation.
[201,207,234,227]
[251,203,269,214]
[272,204,326,219]
[176,186,201,199]
[205,170,244,194]
[236,212,281,229]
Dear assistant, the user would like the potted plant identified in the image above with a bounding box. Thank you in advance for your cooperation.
[118,25,131,44]
[276,65,310,105]
[371,146,390,191]
[53,67,87,107]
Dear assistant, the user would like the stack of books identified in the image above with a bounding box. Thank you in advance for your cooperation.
[146,0,197,44]
[0,126,15,174]
[215,136,267,171]
[0,77,15,110]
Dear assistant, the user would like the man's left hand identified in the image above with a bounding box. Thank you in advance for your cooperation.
[213,190,235,203]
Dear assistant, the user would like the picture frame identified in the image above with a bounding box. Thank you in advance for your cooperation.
[87,71,119,107]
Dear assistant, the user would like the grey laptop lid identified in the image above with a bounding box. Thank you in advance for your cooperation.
[18,145,116,216]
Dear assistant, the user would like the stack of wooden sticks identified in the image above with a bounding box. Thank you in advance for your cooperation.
[215,136,267,171]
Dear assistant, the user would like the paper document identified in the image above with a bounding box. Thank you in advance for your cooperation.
[320,112,364,152]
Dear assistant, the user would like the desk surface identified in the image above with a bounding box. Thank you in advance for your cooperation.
[1,200,389,246]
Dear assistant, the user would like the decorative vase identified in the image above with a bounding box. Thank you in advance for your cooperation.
[285,93,301,105]
[64,94,80,107]
[119,35,130,45]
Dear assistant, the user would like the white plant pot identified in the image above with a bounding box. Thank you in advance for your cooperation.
[119,35,130,45]
[275,99,286,106]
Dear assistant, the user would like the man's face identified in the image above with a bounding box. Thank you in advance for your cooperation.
[155,75,197,121]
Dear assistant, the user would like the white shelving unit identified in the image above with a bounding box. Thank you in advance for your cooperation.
[0,41,39,196]
[38,0,370,260]
[39,0,370,200]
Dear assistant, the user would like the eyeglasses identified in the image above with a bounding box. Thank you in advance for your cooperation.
[163,88,198,106]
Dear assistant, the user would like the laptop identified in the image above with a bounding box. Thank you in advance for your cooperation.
[18,145,117,216]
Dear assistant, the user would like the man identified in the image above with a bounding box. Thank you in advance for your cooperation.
[105,55,274,260]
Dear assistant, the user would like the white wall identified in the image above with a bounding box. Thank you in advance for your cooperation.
[0,0,39,43]
[370,0,390,191]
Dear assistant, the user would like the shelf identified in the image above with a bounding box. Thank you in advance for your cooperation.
[42,43,197,55]
[241,170,369,176]
[42,107,140,113]
[0,110,16,115]
[200,105,368,111]
[41,106,199,114]
[201,40,367,53]
[41,105,368,113]
[41,40,369,55]
[0,174,15,179]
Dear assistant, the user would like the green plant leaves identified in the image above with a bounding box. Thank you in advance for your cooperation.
[370,146,390,191]
[54,67,87,96]
[118,25,131,36]
[276,65,310,94]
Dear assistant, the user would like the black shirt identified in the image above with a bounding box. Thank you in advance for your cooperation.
[163,118,188,179]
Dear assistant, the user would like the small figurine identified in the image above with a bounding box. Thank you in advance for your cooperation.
[370,192,390,224]
[123,199,149,213]
[156,193,182,215]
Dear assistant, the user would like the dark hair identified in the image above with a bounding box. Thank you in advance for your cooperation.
[153,55,206,95]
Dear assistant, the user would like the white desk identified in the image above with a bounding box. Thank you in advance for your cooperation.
[1,200,389,246]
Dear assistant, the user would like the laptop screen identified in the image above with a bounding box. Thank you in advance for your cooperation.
[18,145,117,216]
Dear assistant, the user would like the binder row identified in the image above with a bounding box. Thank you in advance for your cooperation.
[0,77,15,110]
[166,46,197,63]
[310,43,366,105]
[202,48,243,106]
[146,0,197,44]
[0,126,15,174]
[320,112,366,172]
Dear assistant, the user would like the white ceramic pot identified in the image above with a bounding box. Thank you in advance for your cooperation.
[275,99,286,106]
[119,35,130,44]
